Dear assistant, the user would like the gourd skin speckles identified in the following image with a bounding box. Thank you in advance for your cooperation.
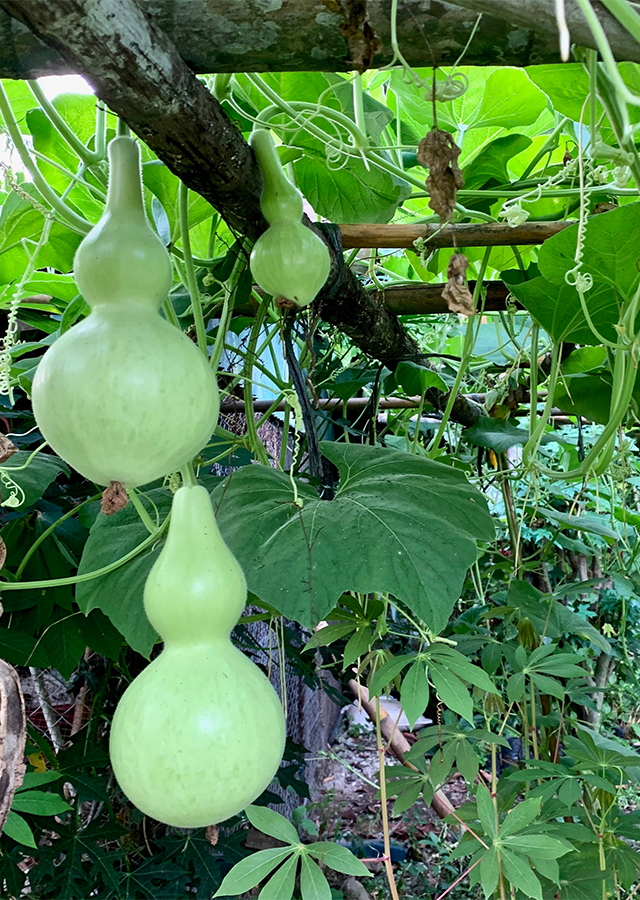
[249,129,330,308]
[109,485,286,827]
[250,221,332,308]
[32,307,218,487]
[31,136,219,487]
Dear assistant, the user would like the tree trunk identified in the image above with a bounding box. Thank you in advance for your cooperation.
[1,0,639,80]
[585,651,614,728]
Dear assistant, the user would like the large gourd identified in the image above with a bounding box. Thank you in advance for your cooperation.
[249,129,330,308]
[32,137,219,487]
[109,484,286,826]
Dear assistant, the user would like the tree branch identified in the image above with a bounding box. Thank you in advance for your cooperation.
[451,0,640,62]
[1,0,639,80]
[0,0,484,424]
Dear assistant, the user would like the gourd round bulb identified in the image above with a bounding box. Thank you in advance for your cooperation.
[32,136,219,487]
[249,129,330,308]
[109,485,286,827]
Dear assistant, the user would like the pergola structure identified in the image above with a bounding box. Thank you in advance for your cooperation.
[0,0,634,426]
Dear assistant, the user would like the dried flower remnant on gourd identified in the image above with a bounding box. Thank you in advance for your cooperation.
[442,252,475,316]
[101,481,129,516]
[417,129,464,224]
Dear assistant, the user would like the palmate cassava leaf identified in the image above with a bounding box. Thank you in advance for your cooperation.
[212,443,494,631]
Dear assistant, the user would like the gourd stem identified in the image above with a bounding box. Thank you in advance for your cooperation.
[94,102,107,161]
[178,181,208,358]
[106,136,147,223]
[128,489,158,535]
[249,128,303,223]
[162,298,181,329]
[116,118,131,137]
[0,515,170,591]
[27,80,105,165]
[180,463,197,487]
[0,82,91,235]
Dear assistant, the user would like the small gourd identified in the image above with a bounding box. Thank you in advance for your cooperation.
[32,137,219,487]
[249,129,331,308]
[109,484,286,827]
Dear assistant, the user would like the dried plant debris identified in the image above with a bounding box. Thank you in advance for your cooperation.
[0,435,17,465]
[0,659,26,833]
[417,129,464,223]
[322,0,382,72]
[442,253,475,316]
[0,535,6,572]
[101,481,129,515]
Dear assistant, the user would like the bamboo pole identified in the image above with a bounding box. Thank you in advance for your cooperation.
[338,221,569,250]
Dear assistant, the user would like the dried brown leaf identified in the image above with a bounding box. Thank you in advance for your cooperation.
[0,536,6,572]
[417,129,464,224]
[441,253,475,316]
[206,824,219,846]
[0,435,17,465]
[101,481,128,516]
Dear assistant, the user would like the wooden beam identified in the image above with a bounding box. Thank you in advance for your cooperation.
[381,280,513,315]
[339,221,569,250]
[452,0,640,63]
[0,0,638,79]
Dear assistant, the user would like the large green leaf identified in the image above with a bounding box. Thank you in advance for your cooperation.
[501,272,619,345]
[538,203,640,299]
[463,417,560,453]
[471,69,546,130]
[294,151,411,224]
[0,188,81,284]
[526,65,597,123]
[213,443,493,631]
[76,489,173,657]
[505,580,611,653]
[463,134,532,189]
[142,162,216,243]
[26,107,103,221]
[0,451,68,509]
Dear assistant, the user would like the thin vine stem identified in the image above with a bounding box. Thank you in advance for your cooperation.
[0,83,90,235]
[178,181,208,357]
[374,695,401,900]
[15,493,101,579]
[0,516,169,591]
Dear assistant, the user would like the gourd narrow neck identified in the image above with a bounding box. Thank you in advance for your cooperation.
[250,129,303,225]
[105,136,147,223]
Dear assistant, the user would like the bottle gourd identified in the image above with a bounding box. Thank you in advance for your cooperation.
[249,129,330,308]
[109,485,286,827]
[32,136,219,487]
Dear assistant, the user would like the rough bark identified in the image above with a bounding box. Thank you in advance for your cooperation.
[0,658,26,835]
[452,0,640,63]
[0,0,482,424]
[1,0,638,80]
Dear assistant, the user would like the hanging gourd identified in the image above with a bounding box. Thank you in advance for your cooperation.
[249,129,331,308]
[32,136,219,487]
[109,484,286,827]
